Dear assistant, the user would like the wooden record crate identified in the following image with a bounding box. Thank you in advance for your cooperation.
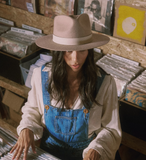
[119,96,146,142]
[0,48,47,85]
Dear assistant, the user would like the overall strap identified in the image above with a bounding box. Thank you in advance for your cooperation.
[41,65,51,106]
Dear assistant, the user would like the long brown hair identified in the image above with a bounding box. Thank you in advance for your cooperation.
[48,49,99,109]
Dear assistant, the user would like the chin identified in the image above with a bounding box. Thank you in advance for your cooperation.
[71,68,81,72]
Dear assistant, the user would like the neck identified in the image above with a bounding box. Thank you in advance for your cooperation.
[66,66,82,83]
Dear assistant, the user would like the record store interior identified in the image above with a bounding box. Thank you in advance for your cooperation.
[0,0,146,160]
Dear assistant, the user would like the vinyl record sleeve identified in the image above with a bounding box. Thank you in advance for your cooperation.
[11,0,38,13]
[113,2,146,45]
[44,0,75,18]
[0,0,11,5]
[77,0,114,35]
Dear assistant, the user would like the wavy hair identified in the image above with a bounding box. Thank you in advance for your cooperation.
[48,49,99,109]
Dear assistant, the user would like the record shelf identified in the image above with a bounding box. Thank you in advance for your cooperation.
[0,0,146,157]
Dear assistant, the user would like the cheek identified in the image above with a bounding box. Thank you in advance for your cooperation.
[64,54,70,64]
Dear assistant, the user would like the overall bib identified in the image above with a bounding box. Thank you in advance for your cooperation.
[40,65,105,160]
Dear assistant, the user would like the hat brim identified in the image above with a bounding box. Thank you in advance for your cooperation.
[35,33,110,51]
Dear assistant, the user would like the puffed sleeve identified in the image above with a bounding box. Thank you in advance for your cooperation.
[17,67,44,140]
[83,75,122,160]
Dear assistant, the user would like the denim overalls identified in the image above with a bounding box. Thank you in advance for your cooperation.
[40,65,105,160]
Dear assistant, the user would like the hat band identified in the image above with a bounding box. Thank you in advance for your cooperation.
[53,34,92,45]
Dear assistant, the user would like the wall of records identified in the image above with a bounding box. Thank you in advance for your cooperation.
[0,0,146,110]
[0,0,146,67]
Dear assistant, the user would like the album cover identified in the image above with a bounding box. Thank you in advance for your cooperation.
[77,0,114,35]
[0,0,11,5]
[44,0,75,18]
[11,0,38,13]
[113,2,146,45]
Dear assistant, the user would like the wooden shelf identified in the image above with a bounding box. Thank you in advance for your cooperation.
[122,132,146,155]
[0,76,30,98]
[120,95,146,112]
[119,95,146,155]
[0,118,18,137]
[0,3,53,35]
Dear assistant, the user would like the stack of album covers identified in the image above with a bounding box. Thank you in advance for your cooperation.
[77,0,114,35]
[0,27,44,58]
[44,0,75,18]
[127,70,146,94]
[0,127,61,160]
[96,54,143,97]
[125,70,146,108]
[0,24,10,35]
[25,53,52,88]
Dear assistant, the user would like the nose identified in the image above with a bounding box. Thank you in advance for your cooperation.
[72,51,78,62]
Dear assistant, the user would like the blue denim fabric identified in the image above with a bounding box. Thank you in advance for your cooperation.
[40,65,105,159]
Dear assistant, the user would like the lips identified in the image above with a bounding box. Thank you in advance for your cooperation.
[72,64,80,69]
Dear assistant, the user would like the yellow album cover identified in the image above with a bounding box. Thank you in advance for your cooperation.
[113,2,146,45]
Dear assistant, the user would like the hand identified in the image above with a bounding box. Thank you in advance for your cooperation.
[83,149,100,160]
[10,128,36,160]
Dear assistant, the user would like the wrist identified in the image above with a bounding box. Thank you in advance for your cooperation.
[89,149,101,158]
[20,128,33,134]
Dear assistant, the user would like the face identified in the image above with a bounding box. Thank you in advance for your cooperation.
[91,2,101,16]
[64,50,88,72]
[91,4,97,14]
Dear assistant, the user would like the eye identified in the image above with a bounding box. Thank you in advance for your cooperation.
[79,50,86,53]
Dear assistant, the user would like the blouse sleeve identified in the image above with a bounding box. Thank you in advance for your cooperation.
[83,75,122,160]
[17,67,44,140]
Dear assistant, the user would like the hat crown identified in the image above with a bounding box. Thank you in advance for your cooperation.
[53,14,92,38]
[35,13,110,51]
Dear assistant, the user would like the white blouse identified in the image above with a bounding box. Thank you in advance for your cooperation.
[17,66,122,160]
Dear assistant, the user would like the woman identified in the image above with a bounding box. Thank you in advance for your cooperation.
[10,13,121,160]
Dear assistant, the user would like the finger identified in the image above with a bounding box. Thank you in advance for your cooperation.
[15,146,24,160]
[23,146,29,160]
[10,144,18,153]
[31,142,36,154]
[12,146,20,160]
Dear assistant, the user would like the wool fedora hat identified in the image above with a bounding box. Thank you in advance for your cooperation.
[35,13,110,51]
